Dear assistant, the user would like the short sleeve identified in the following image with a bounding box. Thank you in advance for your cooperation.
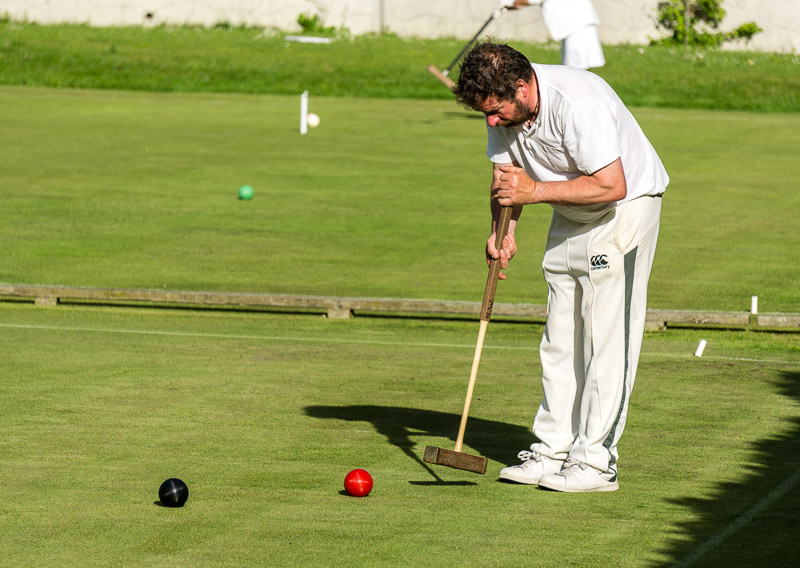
[563,97,622,175]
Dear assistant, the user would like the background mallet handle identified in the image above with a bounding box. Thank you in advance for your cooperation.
[426,64,455,89]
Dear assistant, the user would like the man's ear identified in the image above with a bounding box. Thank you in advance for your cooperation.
[515,79,528,98]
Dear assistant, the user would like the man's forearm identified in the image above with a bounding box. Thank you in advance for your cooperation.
[531,176,625,206]
[495,158,628,207]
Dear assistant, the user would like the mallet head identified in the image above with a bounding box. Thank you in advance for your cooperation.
[423,446,487,475]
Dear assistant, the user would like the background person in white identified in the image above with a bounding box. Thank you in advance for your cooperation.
[453,42,668,492]
[509,0,605,69]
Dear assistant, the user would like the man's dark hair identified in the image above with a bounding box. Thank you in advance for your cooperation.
[453,42,533,109]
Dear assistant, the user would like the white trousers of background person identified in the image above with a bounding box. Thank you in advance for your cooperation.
[562,24,605,69]
[531,194,662,480]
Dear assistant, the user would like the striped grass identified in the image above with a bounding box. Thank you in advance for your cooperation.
[0,302,798,566]
[0,87,798,313]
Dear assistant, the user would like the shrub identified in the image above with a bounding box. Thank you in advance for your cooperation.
[653,0,761,47]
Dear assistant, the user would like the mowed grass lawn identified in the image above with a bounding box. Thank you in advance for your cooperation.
[1,86,799,314]
[2,23,799,568]
[1,302,798,567]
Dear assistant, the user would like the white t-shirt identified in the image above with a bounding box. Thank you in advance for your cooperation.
[541,0,600,41]
[487,63,669,223]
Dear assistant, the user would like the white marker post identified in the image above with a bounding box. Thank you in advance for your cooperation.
[694,339,707,357]
[749,295,759,327]
[300,90,309,135]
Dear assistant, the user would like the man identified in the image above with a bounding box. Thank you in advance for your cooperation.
[453,42,668,492]
[509,0,605,69]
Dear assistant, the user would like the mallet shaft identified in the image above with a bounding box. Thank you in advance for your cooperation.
[426,64,455,89]
[453,206,512,452]
[443,8,504,74]
[480,206,513,322]
[423,206,512,475]
[454,319,489,452]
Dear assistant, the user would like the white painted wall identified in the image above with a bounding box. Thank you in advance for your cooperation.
[0,0,797,52]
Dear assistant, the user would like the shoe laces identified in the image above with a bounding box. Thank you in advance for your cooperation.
[561,459,589,475]
[517,450,542,462]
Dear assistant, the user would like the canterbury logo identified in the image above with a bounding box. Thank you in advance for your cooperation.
[590,255,610,270]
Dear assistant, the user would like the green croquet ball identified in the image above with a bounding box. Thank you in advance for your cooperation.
[238,185,254,200]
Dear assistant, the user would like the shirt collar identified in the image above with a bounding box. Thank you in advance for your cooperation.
[523,64,545,134]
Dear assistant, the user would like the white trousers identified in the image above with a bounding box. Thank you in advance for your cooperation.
[532,195,662,480]
[562,25,605,69]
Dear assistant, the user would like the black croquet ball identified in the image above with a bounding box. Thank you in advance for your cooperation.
[158,478,189,507]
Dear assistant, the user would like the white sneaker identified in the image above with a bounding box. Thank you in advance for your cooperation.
[537,459,619,493]
[498,450,563,485]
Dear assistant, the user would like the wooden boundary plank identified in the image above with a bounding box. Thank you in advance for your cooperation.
[0,284,797,330]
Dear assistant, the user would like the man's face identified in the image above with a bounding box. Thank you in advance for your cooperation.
[476,91,531,129]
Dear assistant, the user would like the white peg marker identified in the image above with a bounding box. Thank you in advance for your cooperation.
[300,90,309,135]
[694,339,707,357]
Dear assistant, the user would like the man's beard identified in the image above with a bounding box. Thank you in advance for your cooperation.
[499,98,535,128]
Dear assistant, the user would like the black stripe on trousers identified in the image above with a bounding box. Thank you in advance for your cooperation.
[603,246,638,472]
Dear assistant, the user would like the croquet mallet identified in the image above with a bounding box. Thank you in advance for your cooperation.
[425,1,512,89]
[423,205,513,474]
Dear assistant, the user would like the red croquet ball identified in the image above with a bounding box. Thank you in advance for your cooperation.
[344,469,373,497]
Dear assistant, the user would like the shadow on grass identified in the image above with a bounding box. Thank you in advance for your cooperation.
[653,370,800,567]
[304,405,533,484]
